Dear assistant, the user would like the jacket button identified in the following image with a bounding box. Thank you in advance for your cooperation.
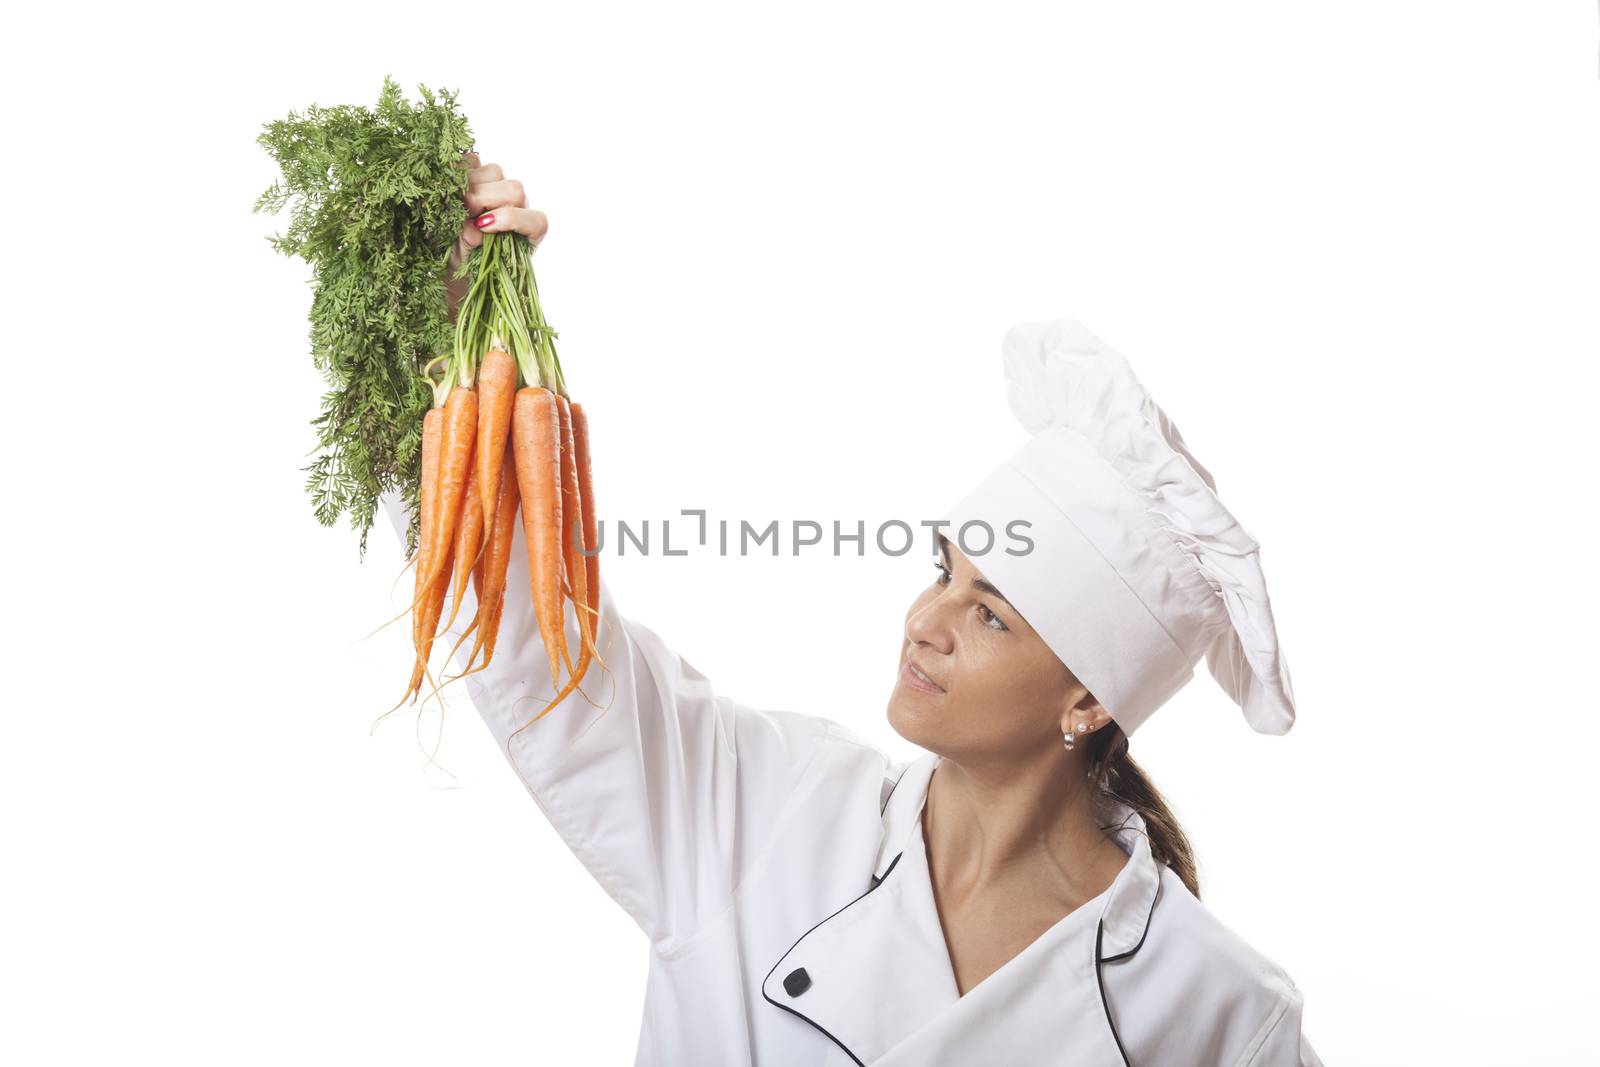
[783,967,812,997]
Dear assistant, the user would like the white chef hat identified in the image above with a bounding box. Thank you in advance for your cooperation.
[936,318,1296,737]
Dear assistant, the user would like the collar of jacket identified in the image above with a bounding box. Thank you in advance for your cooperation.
[872,753,1161,957]
[761,752,1162,1066]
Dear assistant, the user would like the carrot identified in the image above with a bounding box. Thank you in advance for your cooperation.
[559,399,608,700]
[439,460,486,636]
[512,386,566,688]
[406,385,477,706]
[570,401,602,641]
[403,532,454,709]
[445,449,520,681]
[410,407,443,660]
[388,406,443,710]
[554,396,588,679]
[476,348,517,537]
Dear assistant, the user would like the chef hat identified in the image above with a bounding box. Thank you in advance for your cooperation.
[936,318,1296,737]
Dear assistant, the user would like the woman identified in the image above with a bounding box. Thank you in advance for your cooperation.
[386,158,1323,1066]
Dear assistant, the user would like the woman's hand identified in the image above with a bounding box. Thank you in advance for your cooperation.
[446,151,550,319]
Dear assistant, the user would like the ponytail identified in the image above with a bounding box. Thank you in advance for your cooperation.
[1087,725,1200,899]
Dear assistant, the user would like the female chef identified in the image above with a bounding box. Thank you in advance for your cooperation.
[383,159,1324,1066]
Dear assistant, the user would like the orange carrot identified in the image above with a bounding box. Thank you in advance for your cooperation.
[446,448,520,680]
[439,460,486,636]
[554,396,587,679]
[476,349,517,536]
[563,398,607,697]
[571,399,610,689]
[421,385,478,602]
[406,385,477,705]
[411,408,443,658]
[512,386,566,688]
[390,407,444,709]
[404,530,455,707]
[570,401,601,639]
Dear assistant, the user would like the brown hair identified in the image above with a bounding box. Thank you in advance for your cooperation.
[1086,723,1201,899]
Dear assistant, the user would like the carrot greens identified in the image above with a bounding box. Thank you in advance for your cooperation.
[257,77,604,721]
[254,77,474,559]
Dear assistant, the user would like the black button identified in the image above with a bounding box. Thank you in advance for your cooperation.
[783,967,812,997]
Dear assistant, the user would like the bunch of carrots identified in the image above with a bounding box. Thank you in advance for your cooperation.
[389,229,605,722]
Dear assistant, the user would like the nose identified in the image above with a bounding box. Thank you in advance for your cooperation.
[905,591,956,655]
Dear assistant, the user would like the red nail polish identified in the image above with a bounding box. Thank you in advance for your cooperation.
[475,213,494,229]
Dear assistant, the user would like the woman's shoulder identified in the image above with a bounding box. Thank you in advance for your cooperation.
[1108,867,1312,1064]
[802,715,901,776]
[1144,866,1303,1002]
[794,718,929,816]
[720,705,900,808]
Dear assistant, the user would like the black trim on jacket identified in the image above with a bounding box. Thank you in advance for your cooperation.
[1094,870,1163,1065]
[759,770,914,1066]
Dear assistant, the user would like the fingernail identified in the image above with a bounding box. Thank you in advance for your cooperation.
[475,213,495,229]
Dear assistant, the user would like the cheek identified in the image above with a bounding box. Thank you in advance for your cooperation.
[946,636,1063,738]
[887,601,1063,747]
[958,632,1038,702]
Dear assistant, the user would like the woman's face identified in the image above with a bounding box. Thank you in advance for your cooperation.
[887,534,1091,763]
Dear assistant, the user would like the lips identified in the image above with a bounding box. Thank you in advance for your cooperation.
[904,656,946,693]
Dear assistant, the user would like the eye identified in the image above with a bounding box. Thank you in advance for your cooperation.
[932,560,952,586]
[977,604,1009,632]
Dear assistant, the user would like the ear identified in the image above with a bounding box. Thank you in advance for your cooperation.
[1059,693,1115,743]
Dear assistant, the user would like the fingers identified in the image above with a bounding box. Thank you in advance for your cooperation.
[454,219,483,259]
[466,177,526,214]
[472,205,548,246]
[457,158,546,249]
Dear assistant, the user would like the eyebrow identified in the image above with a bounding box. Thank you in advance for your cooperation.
[937,535,1017,612]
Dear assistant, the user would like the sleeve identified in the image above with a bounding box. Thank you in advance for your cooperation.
[1240,988,1324,1067]
[381,490,837,951]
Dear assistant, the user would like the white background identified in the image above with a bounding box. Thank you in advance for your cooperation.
[6,2,1598,1063]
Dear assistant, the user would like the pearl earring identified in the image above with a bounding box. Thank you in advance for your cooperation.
[1062,730,1075,751]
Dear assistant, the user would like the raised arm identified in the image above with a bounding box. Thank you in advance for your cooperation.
[382,492,833,951]
[375,162,839,951]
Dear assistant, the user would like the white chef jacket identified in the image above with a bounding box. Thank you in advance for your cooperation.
[382,495,1322,1066]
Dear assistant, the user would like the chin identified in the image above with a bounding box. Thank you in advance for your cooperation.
[886,693,939,750]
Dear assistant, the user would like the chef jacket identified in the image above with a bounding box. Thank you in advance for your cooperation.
[381,494,1323,1066]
